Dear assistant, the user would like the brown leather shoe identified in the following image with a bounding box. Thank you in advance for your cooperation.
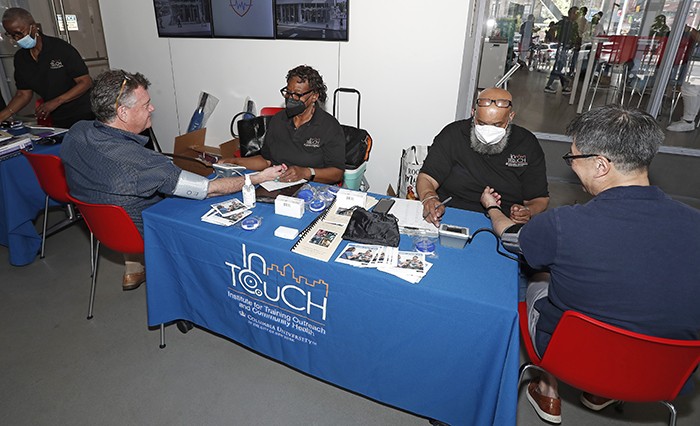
[122,271,146,291]
[580,392,618,411]
[527,379,561,424]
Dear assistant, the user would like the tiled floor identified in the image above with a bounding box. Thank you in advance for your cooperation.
[1,181,699,426]
[507,62,700,150]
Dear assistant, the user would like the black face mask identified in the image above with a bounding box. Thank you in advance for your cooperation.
[285,98,307,118]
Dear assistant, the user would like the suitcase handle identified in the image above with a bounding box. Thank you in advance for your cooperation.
[333,88,361,128]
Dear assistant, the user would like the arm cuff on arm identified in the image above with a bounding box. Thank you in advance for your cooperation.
[173,170,209,200]
[501,223,524,255]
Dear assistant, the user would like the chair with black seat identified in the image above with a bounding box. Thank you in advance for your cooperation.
[67,195,144,320]
[21,150,82,258]
[517,302,700,426]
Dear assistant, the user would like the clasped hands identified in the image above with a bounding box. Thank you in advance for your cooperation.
[35,99,60,120]
[480,186,531,224]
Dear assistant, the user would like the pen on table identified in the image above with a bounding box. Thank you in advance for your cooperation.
[423,196,453,218]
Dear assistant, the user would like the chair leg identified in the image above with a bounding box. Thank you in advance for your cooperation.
[661,401,677,426]
[89,233,95,277]
[518,363,546,387]
[40,195,49,258]
[159,323,166,349]
[87,241,100,320]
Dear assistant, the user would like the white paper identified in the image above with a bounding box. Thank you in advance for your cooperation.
[389,198,438,232]
[260,179,307,191]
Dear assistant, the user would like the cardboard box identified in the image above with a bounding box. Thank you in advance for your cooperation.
[173,128,240,176]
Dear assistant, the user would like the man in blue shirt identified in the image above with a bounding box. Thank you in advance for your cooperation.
[62,70,283,290]
[481,104,700,424]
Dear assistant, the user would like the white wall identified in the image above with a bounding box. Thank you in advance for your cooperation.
[98,0,473,193]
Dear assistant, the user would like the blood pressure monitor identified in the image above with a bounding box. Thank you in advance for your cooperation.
[438,223,470,249]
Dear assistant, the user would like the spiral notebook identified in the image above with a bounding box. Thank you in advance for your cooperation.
[291,200,348,262]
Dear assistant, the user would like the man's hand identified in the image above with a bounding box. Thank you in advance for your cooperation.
[510,204,532,224]
[480,186,502,209]
[254,165,284,184]
[35,99,61,120]
[278,164,307,183]
[422,197,445,227]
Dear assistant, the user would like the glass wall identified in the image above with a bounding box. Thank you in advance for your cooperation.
[475,0,700,149]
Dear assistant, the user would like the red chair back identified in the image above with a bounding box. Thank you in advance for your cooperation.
[260,106,284,116]
[21,150,72,204]
[518,302,700,402]
[68,196,144,254]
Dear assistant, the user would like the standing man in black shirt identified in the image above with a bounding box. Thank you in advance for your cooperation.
[418,87,549,226]
[0,7,94,128]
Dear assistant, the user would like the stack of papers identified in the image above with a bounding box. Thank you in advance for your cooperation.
[335,243,432,284]
[201,198,252,226]
[388,198,438,233]
[0,136,32,161]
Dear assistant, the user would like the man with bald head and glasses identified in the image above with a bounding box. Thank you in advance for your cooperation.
[418,87,549,226]
[61,70,283,290]
[0,7,94,128]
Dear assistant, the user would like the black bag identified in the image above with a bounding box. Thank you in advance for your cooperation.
[231,112,268,157]
[342,207,400,247]
[333,88,372,168]
[341,125,372,169]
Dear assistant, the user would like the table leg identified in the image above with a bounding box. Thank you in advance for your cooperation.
[159,323,166,349]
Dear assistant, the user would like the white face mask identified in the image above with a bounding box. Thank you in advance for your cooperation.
[474,124,507,145]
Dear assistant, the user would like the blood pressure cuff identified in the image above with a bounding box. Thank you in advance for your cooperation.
[501,223,524,255]
[173,170,209,200]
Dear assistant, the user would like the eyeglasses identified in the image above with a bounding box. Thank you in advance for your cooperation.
[562,152,611,166]
[280,87,314,100]
[5,24,32,41]
[114,73,132,111]
[476,98,512,108]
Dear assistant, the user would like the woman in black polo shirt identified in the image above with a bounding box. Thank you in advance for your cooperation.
[224,65,345,184]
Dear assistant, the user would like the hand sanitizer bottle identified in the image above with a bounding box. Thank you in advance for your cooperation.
[242,174,256,208]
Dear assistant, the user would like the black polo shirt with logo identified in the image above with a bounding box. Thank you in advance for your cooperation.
[420,118,549,215]
[261,105,345,170]
[13,34,93,127]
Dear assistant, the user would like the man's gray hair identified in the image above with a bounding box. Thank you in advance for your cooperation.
[566,104,663,173]
[91,69,151,123]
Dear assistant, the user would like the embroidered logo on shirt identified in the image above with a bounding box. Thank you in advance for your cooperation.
[506,154,528,167]
[49,60,64,70]
[304,138,321,148]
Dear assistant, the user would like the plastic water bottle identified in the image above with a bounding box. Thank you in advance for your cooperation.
[242,174,255,208]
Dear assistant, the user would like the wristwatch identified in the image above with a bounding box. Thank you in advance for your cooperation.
[308,167,316,181]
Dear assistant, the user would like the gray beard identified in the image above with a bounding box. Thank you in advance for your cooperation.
[470,123,511,155]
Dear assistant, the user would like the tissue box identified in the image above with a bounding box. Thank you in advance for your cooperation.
[275,195,304,219]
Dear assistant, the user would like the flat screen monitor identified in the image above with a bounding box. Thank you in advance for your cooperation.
[153,0,213,38]
[212,0,275,39]
[275,0,348,41]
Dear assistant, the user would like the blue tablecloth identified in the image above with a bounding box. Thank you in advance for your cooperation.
[143,195,519,426]
[0,144,60,266]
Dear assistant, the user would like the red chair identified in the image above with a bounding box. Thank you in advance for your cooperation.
[67,195,144,320]
[21,150,83,258]
[259,106,284,116]
[518,302,700,426]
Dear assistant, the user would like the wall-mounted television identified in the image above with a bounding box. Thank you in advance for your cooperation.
[212,0,275,39]
[152,0,348,42]
[275,0,348,41]
[153,0,213,38]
